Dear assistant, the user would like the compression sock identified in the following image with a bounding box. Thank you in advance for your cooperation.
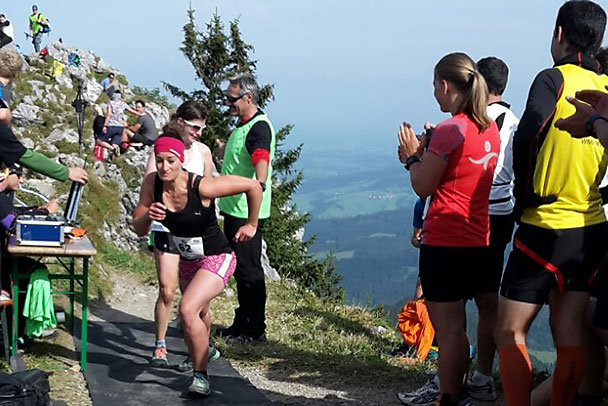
[551,346,585,406]
[498,344,532,406]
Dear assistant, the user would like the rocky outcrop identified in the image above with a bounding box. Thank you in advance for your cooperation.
[11,41,280,280]
[12,103,43,126]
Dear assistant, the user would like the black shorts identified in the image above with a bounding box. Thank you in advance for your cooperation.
[98,126,122,146]
[592,263,608,330]
[485,213,515,292]
[131,133,154,146]
[152,231,179,255]
[500,222,608,305]
[419,245,489,302]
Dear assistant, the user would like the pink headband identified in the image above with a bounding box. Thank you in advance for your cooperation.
[154,137,185,163]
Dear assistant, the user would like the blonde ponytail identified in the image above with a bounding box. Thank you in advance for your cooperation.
[435,53,491,132]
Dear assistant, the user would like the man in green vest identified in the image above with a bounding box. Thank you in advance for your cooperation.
[28,5,49,53]
[217,73,275,342]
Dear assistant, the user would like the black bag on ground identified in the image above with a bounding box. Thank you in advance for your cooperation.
[0,369,50,406]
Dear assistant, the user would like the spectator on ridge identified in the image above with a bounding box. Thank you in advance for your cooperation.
[102,91,141,156]
[494,2,608,406]
[216,73,276,343]
[459,56,519,402]
[397,52,499,406]
[121,100,158,150]
[100,72,117,99]
[28,5,49,53]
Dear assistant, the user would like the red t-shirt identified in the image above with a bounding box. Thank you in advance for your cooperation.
[422,113,500,247]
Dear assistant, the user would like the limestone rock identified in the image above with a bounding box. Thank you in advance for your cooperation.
[262,239,280,281]
[22,179,56,201]
[83,79,103,104]
[95,58,111,73]
[55,73,73,90]
[21,138,35,149]
[12,103,42,126]
[146,102,170,130]
[45,128,79,144]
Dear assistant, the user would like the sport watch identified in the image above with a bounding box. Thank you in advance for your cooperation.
[404,155,422,171]
[585,114,608,139]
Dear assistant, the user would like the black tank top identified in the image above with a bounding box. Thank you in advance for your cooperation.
[154,172,232,256]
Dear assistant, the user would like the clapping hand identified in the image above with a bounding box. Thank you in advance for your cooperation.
[555,87,608,138]
[397,122,424,163]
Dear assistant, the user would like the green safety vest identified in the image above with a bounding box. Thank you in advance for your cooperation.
[29,13,46,35]
[219,113,275,219]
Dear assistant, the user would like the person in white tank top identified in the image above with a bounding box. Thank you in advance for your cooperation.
[140,101,216,367]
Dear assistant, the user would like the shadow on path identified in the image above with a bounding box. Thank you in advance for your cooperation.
[73,302,271,406]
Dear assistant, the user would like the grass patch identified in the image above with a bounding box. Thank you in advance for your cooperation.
[96,239,155,282]
[211,280,429,388]
[54,140,80,155]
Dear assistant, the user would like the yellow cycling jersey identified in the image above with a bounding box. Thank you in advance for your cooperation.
[521,64,608,229]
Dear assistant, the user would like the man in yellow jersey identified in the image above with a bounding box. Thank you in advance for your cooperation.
[494,2,608,406]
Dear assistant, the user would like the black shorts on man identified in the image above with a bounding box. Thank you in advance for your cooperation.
[500,222,608,305]
[419,245,489,302]
[591,261,608,330]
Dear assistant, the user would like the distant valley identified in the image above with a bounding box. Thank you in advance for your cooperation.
[294,149,555,365]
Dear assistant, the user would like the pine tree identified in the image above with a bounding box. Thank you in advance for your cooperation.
[165,7,343,299]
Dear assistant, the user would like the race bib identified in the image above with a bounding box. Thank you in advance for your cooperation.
[172,236,205,260]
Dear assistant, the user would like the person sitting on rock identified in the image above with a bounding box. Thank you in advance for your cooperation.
[100,72,117,98]
[92,105,113,161]
[120,100,158,151]
[102,91,141,156]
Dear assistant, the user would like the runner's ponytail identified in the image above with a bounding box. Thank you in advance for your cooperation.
[435,53,491,132]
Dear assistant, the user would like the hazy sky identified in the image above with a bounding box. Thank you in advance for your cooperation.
[3,1,571,154]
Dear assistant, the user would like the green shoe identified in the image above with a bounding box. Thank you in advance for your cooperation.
[177,357,192,372]
[178,346,220,372]
[208,345,221,362]
[189,371,210,396]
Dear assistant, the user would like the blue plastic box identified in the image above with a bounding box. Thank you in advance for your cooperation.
[15,215,64,247]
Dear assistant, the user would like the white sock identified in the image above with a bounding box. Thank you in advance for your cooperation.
[470,370,493,385]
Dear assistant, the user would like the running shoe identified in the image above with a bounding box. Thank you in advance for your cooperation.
[150,346,168,367]
[178,346,221,372]
[457,396,475,406]
[397,390,438,406]
[464,377,497,401]
[189,371,211,396]
[397,380,439,405]
[399,379,439,397]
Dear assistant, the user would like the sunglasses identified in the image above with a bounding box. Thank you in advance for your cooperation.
[225,93,247,104]
[183,119,206,132]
